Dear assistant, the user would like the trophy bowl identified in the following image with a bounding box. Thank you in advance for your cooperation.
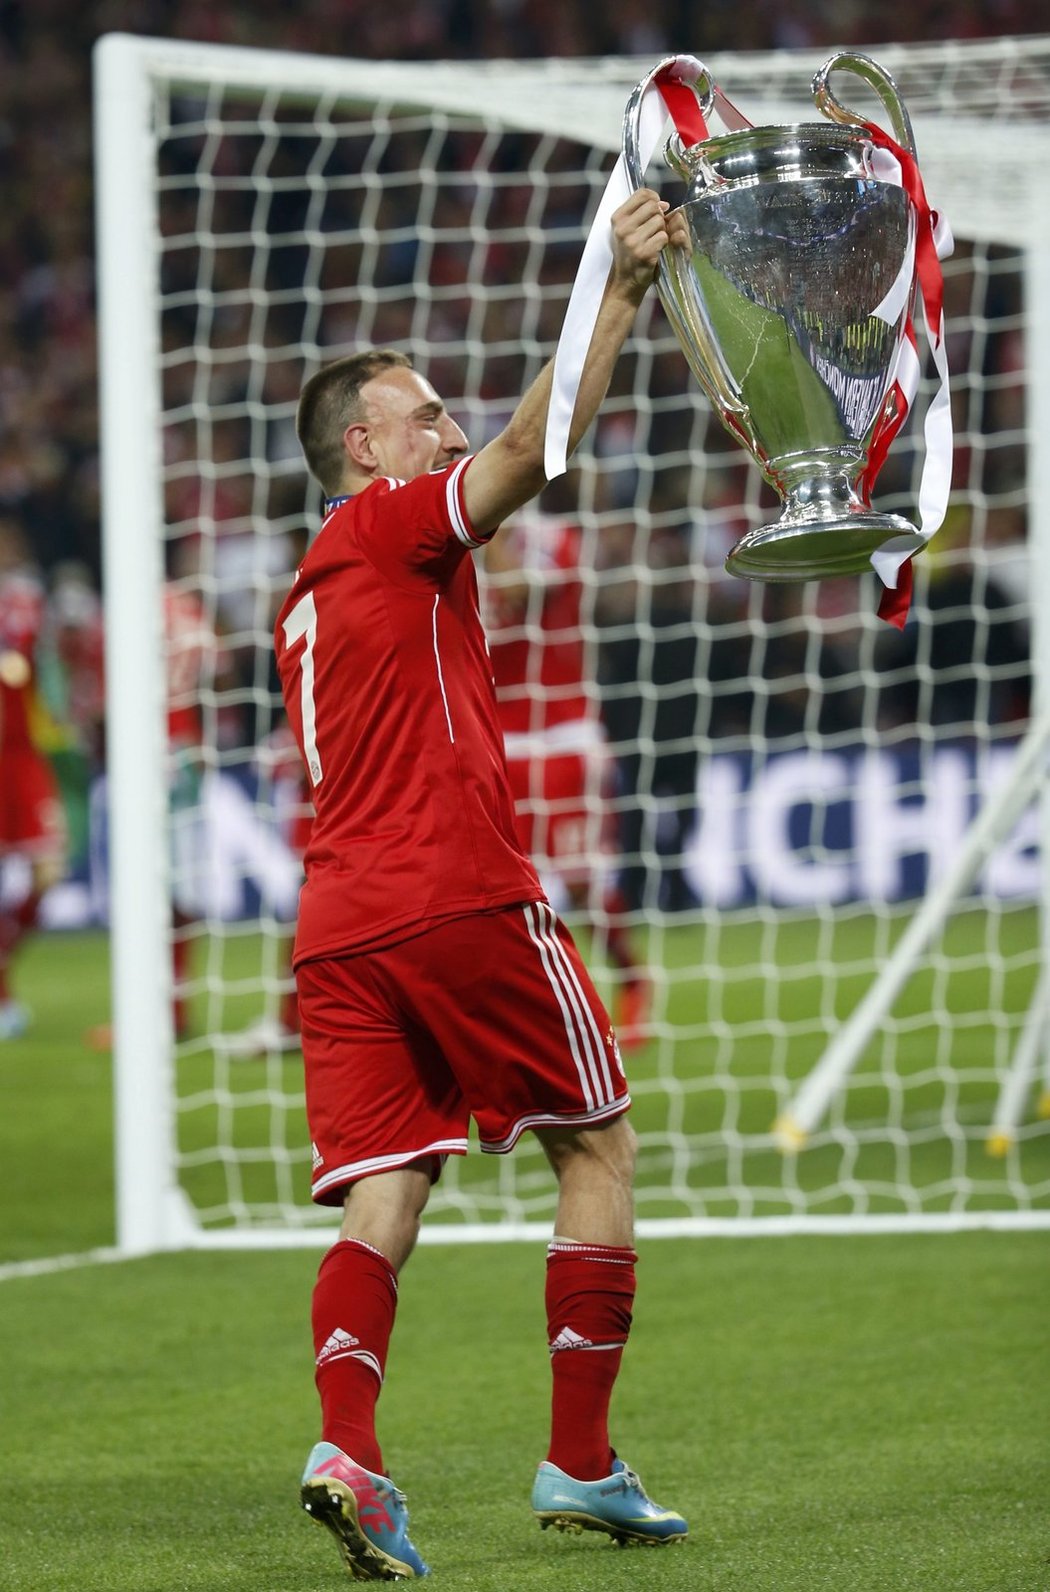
[625,54,928,582]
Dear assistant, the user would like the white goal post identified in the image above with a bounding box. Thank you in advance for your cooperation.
[94,31,1050,1254]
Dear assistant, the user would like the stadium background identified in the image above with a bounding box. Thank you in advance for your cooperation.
[2,9,1049,1591]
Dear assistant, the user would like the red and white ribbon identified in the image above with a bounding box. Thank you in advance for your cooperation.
[860,128,954,627]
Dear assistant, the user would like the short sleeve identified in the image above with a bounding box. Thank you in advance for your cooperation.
[358,456,495,584]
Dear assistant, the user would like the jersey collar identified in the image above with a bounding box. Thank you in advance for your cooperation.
[323,494,353,519]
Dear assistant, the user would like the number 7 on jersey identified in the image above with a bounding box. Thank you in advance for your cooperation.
[283,590,323,786]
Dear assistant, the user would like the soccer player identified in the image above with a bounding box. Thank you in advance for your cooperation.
[275,190,689,1580]
[482,512,652,1049]
[0,520,68,1039]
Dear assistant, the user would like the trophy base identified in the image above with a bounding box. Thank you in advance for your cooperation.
[725,513,923,582]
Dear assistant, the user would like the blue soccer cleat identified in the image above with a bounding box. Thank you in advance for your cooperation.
[300,1441,430,1580]
[531,1457,688,1547]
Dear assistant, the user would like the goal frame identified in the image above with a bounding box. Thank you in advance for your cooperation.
[94,31,1050,1254]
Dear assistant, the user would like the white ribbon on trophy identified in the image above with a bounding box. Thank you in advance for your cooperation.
[544,58,727,481]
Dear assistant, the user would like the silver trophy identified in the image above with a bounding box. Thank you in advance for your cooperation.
[624,53,928,580]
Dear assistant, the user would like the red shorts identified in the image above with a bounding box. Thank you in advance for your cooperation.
[297,901,629,1205]
[505,749,613,888]
[0,747,67,858]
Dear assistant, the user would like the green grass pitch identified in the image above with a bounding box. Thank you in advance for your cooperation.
[2,929,1049,1590]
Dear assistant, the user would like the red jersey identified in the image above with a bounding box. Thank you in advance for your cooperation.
[484,515,592,736]
[274,460,544,965]
[0,570,46,752]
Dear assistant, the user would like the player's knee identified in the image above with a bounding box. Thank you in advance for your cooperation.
[600,1115,637,1184]
[340,1164,432,1271]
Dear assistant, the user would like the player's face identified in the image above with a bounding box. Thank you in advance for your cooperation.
[355,368,469,482]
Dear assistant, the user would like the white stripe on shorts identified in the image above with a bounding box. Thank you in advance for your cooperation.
[530,902,615,1100]
[479,1097,629,1155]
[522,901,615,1109]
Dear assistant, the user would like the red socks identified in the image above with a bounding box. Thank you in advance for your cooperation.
[310,1234,636,1483]
[311,1238,399,1475]
[545,1239,637,1481]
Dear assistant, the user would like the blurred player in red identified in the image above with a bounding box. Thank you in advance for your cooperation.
[164,578,218,1040]
[83,574,218,1050]
[223,718,310,1056]
[278,192,688,1581]
[0,520,68,1039]
[483,512,652,1051]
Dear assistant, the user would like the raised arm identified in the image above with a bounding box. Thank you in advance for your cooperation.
[461,189,685,536]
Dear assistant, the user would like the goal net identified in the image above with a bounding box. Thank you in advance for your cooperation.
[94,32,1050,1251]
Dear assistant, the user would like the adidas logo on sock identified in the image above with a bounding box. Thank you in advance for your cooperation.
[549,1325,594,1353]
[316,1326,360,1367]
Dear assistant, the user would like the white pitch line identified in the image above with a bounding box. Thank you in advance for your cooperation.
[0,1246,128,1284]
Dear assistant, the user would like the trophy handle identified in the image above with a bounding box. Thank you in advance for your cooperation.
[621,55,715,192]
[812,51,916,155]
